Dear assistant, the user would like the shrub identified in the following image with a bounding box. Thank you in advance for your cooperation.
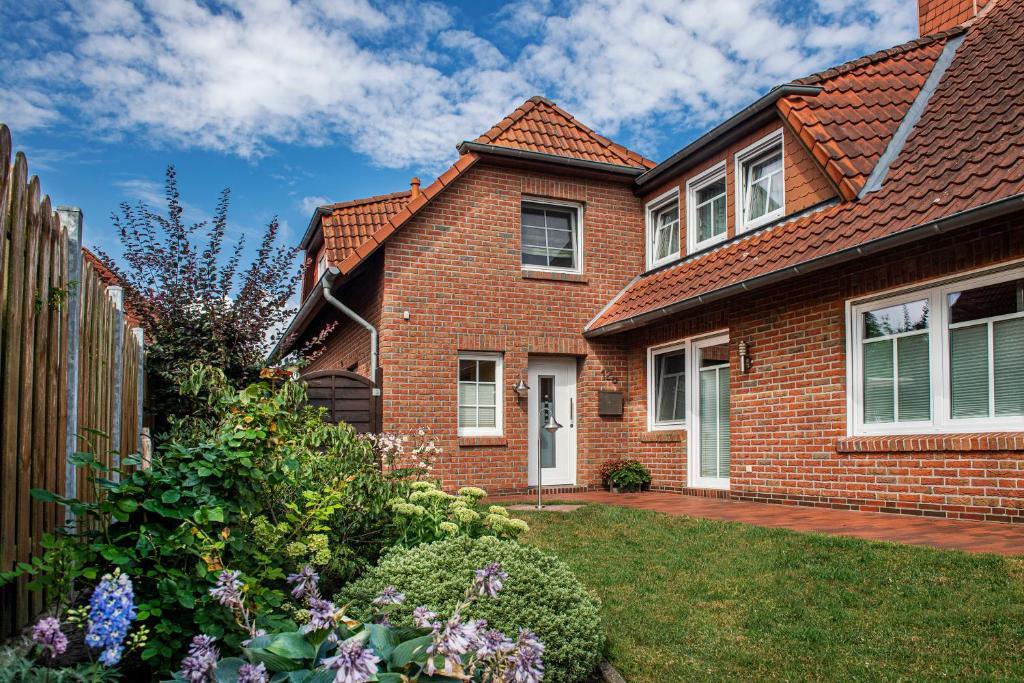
[387,481,528,547]
[600,459,651,492]
[338,536,604,683]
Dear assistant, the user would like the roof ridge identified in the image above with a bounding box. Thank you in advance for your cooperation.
[474,95,655,169]
[792,27,964,86]
[323,189,412,211]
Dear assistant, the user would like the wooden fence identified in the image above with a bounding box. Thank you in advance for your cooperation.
[0,124,146,637]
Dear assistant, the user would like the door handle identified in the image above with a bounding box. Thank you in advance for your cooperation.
[570,398,574,428]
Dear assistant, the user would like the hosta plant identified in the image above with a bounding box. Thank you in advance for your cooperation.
[166,561,544,682]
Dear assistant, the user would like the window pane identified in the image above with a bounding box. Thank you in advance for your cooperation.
[897,333,930,421]
[949,278,1023,324]
[750,149,782,181]
[477,360,496,383]
[718,368,730,476]
[863,300,929,338]
[521,251,547,267]
[545,228,573,251]
[550,251,575,269]
[767,172,783,213]
[950,324,990,418]
[521,226,548,247]
[994,317,1024,416]
[521,207,546,227]
[521,203,578,270]
[545,210,571,231]
[700,369,717,477]
[696,178,725,205]
[657,202,679,227]
[458,382,477,407]
[477,383,496,406]
[459,360,476,382]
[655,350,686,423]
[747,181,768,220]
[476,407,496,428]
[697,203,713,242]
[459,406,476,429]
[863,339,895,423]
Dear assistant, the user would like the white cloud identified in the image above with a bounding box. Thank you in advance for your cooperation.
[299,195,330,214]
[4,0,917,169]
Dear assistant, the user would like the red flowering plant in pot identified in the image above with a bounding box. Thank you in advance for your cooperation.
[600,459,652,493]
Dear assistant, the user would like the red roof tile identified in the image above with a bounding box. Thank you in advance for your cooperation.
[779,32,956,199]
[474,96,656,170]
[588,0,1024,334]
[82,247,144,328]
[318,190,412,266]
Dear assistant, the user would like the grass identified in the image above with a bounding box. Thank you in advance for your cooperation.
[515,504,1024,682]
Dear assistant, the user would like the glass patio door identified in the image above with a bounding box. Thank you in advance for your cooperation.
[690,335,730,489]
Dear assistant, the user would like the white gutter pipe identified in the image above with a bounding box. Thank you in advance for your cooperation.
[322,267,379,394]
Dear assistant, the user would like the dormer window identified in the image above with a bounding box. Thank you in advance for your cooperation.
[646,189,680,270]
[315,248,328,281]
[736,129,784,232]
[686,162,727,253]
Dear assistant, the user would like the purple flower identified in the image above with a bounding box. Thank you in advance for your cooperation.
[179,634,219,682]
[287,565,320,602]
[209,570,243,609]
[372,585,406,606]
[425,618,482,675]
[237,662,269,683]
[412,606,437,628]
[31,617,68,656]
[475,628,514,660]
[472,562,508,598]
[305,598,342,632]
[503,629,544,683]
[84,570,137,666]
[322,639,381,683]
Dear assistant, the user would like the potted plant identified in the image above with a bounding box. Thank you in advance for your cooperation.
[600,459,652,493]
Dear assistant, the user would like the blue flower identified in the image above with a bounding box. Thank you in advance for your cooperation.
[85,570,137,667]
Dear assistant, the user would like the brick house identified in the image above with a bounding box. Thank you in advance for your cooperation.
[277,0,1024,522]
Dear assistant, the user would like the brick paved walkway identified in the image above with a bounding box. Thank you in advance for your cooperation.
[504,491,1024,556]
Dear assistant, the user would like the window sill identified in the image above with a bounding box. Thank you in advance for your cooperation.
[639,430,685,443]
[458,436,508,448]
[836,433,1024,453]
[521,270,587,284]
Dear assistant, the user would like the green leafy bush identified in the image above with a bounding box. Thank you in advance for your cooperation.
[338,536,604,683]
[600,459,652,491]
[388,481,528,547]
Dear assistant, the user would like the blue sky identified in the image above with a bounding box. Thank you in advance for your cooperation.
[0,0,917,272]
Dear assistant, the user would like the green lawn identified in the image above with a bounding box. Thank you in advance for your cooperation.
[515,504,1024,682]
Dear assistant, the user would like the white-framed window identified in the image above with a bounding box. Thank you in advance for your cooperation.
[648,340,688,430]
[645,188,681,270]
[735,129,784,232]
[521,199,583,274]
[458,353,504,436]
[686,161,728,253]
[848,265,1024,435]
[315,249,329,281]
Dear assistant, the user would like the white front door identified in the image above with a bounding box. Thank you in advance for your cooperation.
[689,334,731,489]
[527,356,577,486]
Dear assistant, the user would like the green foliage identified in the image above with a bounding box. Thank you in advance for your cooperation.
[0,648,118,683]
[16,364,409,673]
[387,482,528,547]
[339,537,604,683]
[600,459,651,491]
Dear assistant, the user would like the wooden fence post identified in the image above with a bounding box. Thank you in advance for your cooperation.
[107,286,124,481]
[57,207,82,523]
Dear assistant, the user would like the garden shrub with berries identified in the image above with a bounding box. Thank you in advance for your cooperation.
[338,536,604,683]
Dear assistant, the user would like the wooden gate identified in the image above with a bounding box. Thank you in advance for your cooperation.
[303,369,380,434]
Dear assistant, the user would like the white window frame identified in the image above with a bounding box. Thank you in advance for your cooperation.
[315,249,328,281]
[735,129,785,233]
[647,339,690,431]
[457,352,504,437]
[645,187,681,270]
[847,263,1024,436]
[686,161,728,254]
[520,197,584,275]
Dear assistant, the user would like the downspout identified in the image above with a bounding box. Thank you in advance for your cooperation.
[322,268,379,395]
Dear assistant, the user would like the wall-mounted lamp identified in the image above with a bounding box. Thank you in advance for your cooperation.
[513,377,530,398]
[738,340,751,373]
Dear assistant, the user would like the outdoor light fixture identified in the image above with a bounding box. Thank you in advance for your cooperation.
[738,340,751,373]
[513,377,530,397]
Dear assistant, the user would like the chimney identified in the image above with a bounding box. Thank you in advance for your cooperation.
[410,176,421,199]
[918,0,989,36]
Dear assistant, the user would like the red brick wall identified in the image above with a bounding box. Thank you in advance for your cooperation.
[642,121,837,254]
[918,0,988,35]
[373,161,643,493]
[622,215,1024,522]
[305,252,383,378]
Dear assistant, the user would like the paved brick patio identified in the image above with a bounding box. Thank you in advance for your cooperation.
[504,491,1024,556]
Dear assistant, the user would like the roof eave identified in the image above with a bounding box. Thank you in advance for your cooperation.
[635,84,824,189]
[455,141,646,177]
[584,193,1024,338]
[299,206,331,250]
